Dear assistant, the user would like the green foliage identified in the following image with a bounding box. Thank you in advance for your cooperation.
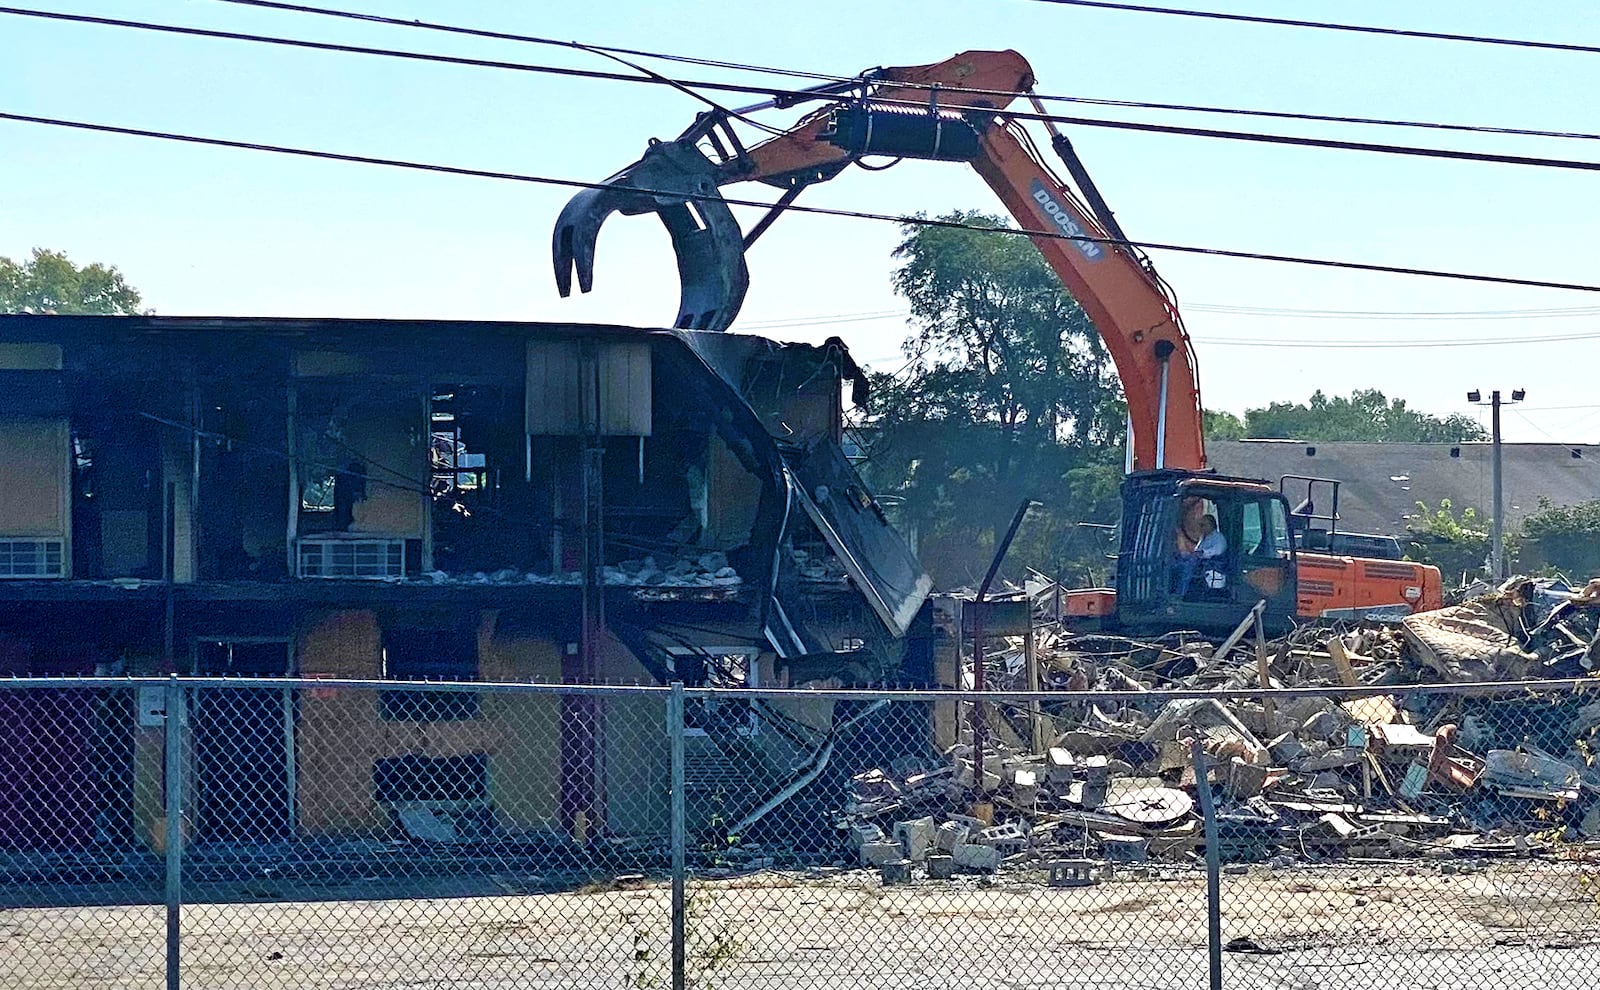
[1243,389,1486,442]
[1405,499,1490,582]
[1203,409,1246,441]
[0,247,146,315]
[627,889,740,989]
[860,212,1124,587]
[1520,497,1600,580]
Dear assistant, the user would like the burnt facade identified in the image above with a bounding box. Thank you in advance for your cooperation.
[0,315,931,851]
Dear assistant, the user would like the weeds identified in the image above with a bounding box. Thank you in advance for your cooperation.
[625,888,743,989]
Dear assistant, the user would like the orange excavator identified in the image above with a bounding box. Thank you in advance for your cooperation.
[552,49,1442,635]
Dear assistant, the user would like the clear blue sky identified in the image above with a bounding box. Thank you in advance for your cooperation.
[7,0,1600,443]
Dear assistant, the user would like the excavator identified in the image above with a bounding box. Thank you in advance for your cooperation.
[551,49,1442,636]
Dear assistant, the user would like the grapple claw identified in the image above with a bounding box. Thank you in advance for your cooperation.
[553,135,749,331]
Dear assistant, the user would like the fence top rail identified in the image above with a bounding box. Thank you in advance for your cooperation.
[2,674,1599,704]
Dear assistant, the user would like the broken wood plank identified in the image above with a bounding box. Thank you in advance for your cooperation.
[1327,638,1359,687]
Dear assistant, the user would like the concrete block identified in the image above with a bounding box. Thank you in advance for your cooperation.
[1047,860,1098,888]
[975,821,1028,853]
[952,842,1002,872]
[1047,747,1075,785]
[894,816,937,862]
[935,821,970,854]
[926,854,956,879]
[850,823,885,851]
[955,759,1002,791]
[861,840,903,867]
[879,859,912,885]
[1012,769,1040,805]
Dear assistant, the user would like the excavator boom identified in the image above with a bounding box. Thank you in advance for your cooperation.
[553,48,1203,473]
[553,48,1441,633]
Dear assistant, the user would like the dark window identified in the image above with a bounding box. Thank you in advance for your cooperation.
[380,627,479,721]
[373,754,488,804]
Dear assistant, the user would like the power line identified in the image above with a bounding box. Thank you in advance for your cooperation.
[741,303,1600,329]
[14,5,1600,177]
[1508,409,1594,454]
[1039,95,1600,144]
[1189,303,1600,321]
[5,109,1600,296]
[1021,0,1600,56]
[998,111,1600,175]
[1196,329,1600,349]
[0,5,783,100]
[204,0,846,82]
[207,0,1600,144]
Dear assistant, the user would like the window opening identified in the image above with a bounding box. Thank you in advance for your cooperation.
[380,627,480,722]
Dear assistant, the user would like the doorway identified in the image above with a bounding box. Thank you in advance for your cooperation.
[191,640,294,845]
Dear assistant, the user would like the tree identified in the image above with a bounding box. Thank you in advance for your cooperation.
[0,248,146,315]
[860,212,1124,587]
[1405,499,1490,583]
[1519,497,1600,579]
[1241,389,1485,442]
[1203,409,1246,441]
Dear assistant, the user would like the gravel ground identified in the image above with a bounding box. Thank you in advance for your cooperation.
[3,861,1598,989]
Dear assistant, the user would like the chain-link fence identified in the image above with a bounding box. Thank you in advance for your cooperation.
[3,676,1600,989]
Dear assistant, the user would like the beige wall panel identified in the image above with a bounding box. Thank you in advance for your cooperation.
[0,416,67,537]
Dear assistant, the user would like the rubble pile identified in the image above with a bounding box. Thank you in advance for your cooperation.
[837,576,1600,882]
[420,551,743,589]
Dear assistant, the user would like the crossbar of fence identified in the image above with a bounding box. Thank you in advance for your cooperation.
[6,672,1600,700]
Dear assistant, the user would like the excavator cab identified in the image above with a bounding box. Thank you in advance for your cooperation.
[1115,472,1299,637]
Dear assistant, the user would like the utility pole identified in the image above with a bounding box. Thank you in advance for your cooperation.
[1467,388,1525,580]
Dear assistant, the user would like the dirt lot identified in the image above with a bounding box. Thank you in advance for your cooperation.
[4,862,1599,989]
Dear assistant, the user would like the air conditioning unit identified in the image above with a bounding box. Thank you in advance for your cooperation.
[297,537,406,579]
[0,538,65,579]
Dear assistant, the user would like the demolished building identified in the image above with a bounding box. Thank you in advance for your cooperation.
[0,315,932,853]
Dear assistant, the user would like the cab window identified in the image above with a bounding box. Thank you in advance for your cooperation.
[1242,497,1291,559]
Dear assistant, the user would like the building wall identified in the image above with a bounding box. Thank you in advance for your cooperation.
[161,431,195,583]
[346,403,426,537]
[478,615,563,829]
[0,416,69,537]
[295,610,386,834]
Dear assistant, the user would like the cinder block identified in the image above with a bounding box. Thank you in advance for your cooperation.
[952,842,1002,872]
[1047,860,1098,888]
[879,859,912,885]
[861,840,903,867]
[926,854,956,879]
[935,821,970,853]
[1012,769,1039,805]
[976,821,1028,853]
[1047,747,1075,785]
[893,816,937,862]
[850,823,885,850]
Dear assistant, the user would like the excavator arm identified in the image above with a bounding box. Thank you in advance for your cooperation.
[552,49,1205,472]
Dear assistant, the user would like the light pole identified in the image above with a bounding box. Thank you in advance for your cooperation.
[1467,388,1525,580]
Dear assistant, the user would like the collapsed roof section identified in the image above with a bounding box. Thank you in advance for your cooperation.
[668,328,929,646]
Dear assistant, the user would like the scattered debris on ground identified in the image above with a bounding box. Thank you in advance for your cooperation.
[835,576,1600,880]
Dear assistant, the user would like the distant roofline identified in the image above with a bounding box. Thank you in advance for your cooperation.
[1224,438,1596,449]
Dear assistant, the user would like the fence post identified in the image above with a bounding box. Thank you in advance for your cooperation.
[668,681,687,990]
[164,675,187,990]
[1190,736,1222,990]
